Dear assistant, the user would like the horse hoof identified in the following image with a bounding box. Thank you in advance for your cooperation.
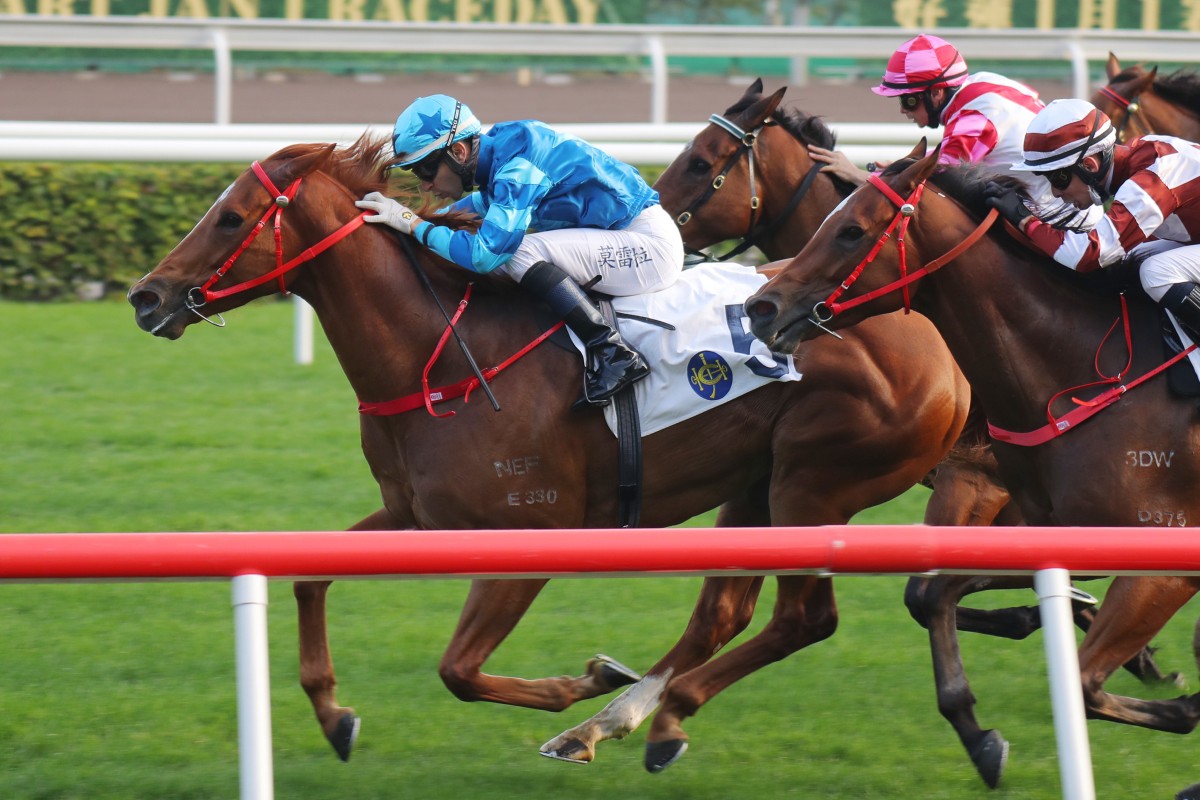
[1176,782,1200,800]
[328,713,361,762]
[969,729,1009,789]
[592,654,641,690]
[644,739,688,773]
[539,738,593,764]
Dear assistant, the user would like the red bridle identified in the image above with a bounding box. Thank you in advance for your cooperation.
[185,160,368,312]
[811,172,997,323]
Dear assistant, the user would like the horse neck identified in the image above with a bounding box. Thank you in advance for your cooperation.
[909,209,1135,430]
[755,126,842,261]
[1142,91,1200,140]
[293,226,490,405]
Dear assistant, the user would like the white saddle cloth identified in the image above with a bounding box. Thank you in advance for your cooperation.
[564,261,803,437]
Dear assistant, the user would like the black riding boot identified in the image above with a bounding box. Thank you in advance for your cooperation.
[1162,282,1200,341]
[520,260,649,406]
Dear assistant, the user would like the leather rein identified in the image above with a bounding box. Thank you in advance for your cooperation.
[184,161,368,322]
[811,172,998,325]
[675,112,823,263]
[809,170,1197,447]
[181,160,551,417]
[1098,83,1148,142]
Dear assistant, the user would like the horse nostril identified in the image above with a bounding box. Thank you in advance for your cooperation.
[129,289,162,318]
[746,298,778,325]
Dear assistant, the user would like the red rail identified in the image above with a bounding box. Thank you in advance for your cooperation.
[0,525,1192,580]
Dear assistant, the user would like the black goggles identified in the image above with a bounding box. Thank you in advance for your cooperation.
[1036,168,1074,191]
[410,153,442,183]
[899,93,924,111]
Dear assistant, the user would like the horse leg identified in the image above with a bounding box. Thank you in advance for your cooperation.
[1078,576,1200,732]
[295,506,403,760]
[1071,602,1184,686]
[539,574,763,763]
[644,575,837,773]
[539,488,772,764]
[910,577,1178,680]
[437,577,637,709]
[908,573,1047,788]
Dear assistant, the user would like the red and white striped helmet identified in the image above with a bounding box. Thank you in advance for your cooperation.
[1012,99,1116,172]
[872,35,969,97]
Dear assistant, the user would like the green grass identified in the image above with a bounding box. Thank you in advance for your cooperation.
[1,299,1198,798]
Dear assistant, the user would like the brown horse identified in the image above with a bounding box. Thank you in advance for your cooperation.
[127,136,969,768]
[631,78,1173,788]
[745,142,1200,783]
[1093,53,1200,143]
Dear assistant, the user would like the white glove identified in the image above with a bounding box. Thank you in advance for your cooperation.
[356,192,420,235]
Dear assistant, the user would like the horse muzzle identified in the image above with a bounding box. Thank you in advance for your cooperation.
[128,279,189,339]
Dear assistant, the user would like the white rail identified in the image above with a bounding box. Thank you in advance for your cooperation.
[0,120,936,165]
[5,17,1200,123]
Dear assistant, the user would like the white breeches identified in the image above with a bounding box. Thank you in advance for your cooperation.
[498,204,684,296]
[1133,240,1200,303]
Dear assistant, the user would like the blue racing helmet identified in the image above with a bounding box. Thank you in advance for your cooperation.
[391,95,483,168]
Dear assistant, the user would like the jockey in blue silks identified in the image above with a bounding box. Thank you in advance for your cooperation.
[357,94,683,407]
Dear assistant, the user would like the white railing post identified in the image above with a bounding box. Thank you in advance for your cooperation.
[645,34,667,125]
[209,27,232,125]
[1035,568,1095,800]
[231,574,274,800]
[1065,40,1090,101]
[293,296,314,365]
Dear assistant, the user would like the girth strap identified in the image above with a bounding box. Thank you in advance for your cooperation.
[596,296,644,529]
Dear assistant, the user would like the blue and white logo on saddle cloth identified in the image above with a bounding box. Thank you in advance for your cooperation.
[563,262,803,436]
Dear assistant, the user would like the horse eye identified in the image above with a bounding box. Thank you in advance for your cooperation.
[687,157,712,175]
[217,211,244,229]
[838,225,865,242]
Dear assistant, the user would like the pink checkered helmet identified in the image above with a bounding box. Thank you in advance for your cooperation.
[872,35,969,97]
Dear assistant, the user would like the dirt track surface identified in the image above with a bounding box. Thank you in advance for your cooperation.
[0,69,1079,126]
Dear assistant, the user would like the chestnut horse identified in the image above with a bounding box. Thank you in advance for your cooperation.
[1093,53,1200,144]
[128,136,968,768]
[613,79,1171,788]
[745,143,1200,785]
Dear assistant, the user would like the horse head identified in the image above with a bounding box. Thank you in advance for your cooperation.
[745,138,945,351]
[128,137,387,339]
[653,79,789,253]
[1093,53,1160,142]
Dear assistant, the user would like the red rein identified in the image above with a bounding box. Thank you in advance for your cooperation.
[823,171,1194,446]
[191,161,368,307]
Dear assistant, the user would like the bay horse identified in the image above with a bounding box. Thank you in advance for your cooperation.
[1093,53,1200,144]
[744,141,1200,785]
[127,136,969,768]
[596,78,1171,788]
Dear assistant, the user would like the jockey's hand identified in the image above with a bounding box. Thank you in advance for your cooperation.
[356,192,420,234]
[806,145,869,186]
[984,181,1033,232]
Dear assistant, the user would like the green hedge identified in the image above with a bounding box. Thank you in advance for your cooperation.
[0,161,667,301]
[0,161,243,301]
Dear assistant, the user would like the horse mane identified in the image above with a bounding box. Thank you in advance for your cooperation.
[1151,69,1200,117]
[721,89,837,145]
[274,135,481,234]
[917,163,1137,297]
[1110,64,1200,117]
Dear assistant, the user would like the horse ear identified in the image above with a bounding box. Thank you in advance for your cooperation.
[748,77,764,96]
[895,138,939,189]
[1131,66,1158,96]
[1106,52,1122,80]
[273,143,337,187]
[764,86,787,115]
